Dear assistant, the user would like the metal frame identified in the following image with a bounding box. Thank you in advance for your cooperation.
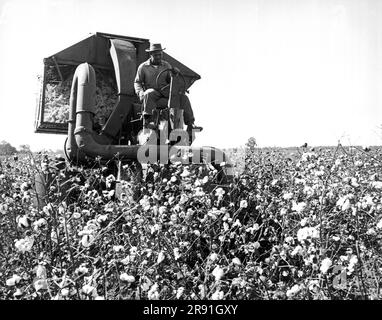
[95,32,149,43]
[34,32,200,135]
[35,61,70,134]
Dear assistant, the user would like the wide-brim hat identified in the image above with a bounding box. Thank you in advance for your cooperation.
[145,43,166,52]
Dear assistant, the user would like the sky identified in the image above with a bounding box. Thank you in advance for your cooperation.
[0,0,382,151]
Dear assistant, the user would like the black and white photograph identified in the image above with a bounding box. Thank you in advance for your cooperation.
[1,0,382,315]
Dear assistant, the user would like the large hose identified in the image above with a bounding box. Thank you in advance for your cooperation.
[65,63,140,163]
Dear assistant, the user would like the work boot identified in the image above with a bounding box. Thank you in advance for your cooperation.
[142,112,156,129]
[186,123,203,145]
[143,118,156,130]
[146,122,157,130]
[187,123,203,132]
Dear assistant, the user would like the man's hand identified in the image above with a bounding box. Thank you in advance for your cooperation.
[139,91,145,102]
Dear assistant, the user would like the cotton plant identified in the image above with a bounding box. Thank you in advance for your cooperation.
[1,146,382,299]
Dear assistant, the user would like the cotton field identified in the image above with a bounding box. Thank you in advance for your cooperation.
[1,144,382,300]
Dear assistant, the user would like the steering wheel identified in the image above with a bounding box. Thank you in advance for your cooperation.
[155,68,186,98]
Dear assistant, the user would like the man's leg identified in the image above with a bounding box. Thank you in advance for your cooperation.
[179,94,202,145]
[180,94,202,131]
[142,89,166,128]
[142,88,162,116]
[179,94,195,125]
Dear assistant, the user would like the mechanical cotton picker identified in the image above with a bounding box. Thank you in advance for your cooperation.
[34,32,233,205]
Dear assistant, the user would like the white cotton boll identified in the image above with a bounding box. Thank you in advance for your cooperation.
[35,265,47,278]
[355,160,363,167]
[300,218,308,227]
[314,170,325,177]
[113,245,124,252]
[158,206,167,215]
[351,178,359,188]
[232,257,242,266]
[291,245,303,256]
[240,200,248,208]
[34,279,48,291]
[211,289,224,300]
[308,280,320,292]
[364,195,374,206]
[15,236,34,253]
[366,228,376,236]
[233,219,242,227]
[121,255,132,265]
[212,266,224,281]
[82,284,97,296]
[253,241,261,249]
[371,181,382,189]
[297,227,319,243]
[168,196,175,205]
[194,187,205,197]
[17,215,30,228]
[348,255,358,274]
[303,186,315,197]
[292,201,306,213]
[72,212,81,219]
[320,258,332,274]
[120,273,135,283]
[6,274,22,286]
[81,234,95,247]
[215,187,225,197]
[75,265,89,275]
[180,169,190,178]
[148,283,159,300]
[286,284,300,297]
[139,197,151,211]
[176,287,185,299]
[283,192,293,200]
[297,228,307,242]
[0,203,8,215]
[209,253,218,261]
[157,251,165,264]
[96,214,108,223]
[51,230,59,244]
[341,199,351,211]
[61,288,70,297]
[33,218,47,231]
[13,288,23,297]
[173,248,181,260]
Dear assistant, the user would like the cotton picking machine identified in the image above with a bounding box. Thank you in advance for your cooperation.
[34,32,233,197]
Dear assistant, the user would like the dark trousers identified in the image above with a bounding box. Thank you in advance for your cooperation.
[142,88,195,125]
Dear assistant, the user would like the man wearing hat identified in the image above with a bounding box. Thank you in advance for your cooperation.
[134,43,202,132]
